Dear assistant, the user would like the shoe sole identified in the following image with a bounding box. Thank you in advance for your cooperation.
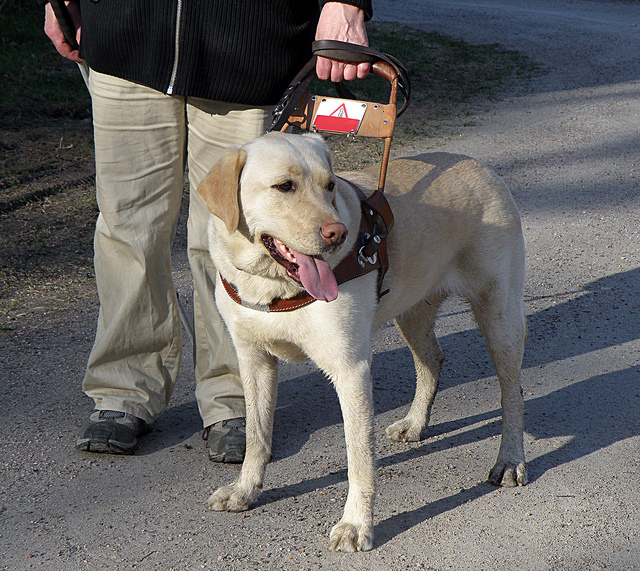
[208,449,244,463]
[76,438,137,455]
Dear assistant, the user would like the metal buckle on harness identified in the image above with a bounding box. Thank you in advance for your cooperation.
[269,90,292,130]
[357,232,382,267]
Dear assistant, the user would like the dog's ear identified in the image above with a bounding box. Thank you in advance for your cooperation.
[197,148,247,233]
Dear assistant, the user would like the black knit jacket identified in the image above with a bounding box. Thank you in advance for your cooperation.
[78,0,372,105]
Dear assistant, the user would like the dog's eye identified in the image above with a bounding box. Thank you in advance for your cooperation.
[327,181,335,192]
[275,181,295,192]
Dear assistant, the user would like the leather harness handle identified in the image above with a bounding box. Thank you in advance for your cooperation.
[50,0,79,50]
[312,40,411,114]
[269,40,410,133]
[269,40,410,195]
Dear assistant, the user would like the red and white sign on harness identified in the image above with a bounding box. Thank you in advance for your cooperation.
[312,99,367,134]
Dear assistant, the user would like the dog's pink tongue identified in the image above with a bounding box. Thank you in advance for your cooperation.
[293,251,338,302]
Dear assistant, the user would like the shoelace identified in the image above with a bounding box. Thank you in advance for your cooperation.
[202,418,246,440]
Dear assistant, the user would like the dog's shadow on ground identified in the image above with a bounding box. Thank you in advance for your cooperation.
[271,267,639,452]
[522,268,640,369]
[373,364,639,546]
[149,267,639,539]
[259,267,640,541]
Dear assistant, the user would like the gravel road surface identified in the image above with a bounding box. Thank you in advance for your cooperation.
[1,1,639,569]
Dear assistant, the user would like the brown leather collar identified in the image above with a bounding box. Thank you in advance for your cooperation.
[220,276,317,312]
[220,180,393,313]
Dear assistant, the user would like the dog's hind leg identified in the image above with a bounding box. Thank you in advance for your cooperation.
[208,348,278,512]
[386,294,447,443]
[470,287,527,487]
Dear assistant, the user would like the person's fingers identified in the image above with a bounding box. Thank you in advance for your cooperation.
[342,63,358,82]
[43,3,84,63]
[315,3,370,82]
[331,61,346,83]
[356,61,370,79]
[316,56,332,81]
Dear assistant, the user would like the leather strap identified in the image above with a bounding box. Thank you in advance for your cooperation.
[49,0,79,50]
[336,180,393,296]
[312,40,411,113]
[221,277,317,313]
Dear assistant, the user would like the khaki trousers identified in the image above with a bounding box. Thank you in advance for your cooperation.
[83,70,271,426]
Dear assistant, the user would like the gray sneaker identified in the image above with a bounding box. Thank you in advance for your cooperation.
[203,418,246,463]
[76,410,148,454]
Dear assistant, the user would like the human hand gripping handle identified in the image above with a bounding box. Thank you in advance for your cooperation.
[315,2,370,82]
[44,0,83,64]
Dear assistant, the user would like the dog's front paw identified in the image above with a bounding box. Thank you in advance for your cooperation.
[386,418,423,443]
[207,484,256,512]
[488,460,528,487]
[329,521,374,552]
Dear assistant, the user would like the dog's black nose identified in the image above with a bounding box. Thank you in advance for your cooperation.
[321,222,348,246]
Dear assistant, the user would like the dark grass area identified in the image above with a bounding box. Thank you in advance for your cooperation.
[0,2,91,125]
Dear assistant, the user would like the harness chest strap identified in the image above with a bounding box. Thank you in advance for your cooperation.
[220,182,394,312]
[336,180,394,295]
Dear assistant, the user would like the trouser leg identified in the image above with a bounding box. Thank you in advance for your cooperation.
[82,71,186,424]
[185,98,271,427]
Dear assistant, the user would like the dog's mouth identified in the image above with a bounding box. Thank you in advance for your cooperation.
[262,235,338,302]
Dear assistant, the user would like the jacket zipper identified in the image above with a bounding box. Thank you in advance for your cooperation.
[166,0,183,94]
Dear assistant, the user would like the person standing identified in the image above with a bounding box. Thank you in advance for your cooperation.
[42,0,372,461]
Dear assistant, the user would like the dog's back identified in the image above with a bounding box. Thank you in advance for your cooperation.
[341,152,524,323]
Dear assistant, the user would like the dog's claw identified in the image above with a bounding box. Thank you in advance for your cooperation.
[385,418,424,443]
[488,461,528,487]
[329,521,374,552]
[208,484,252,512]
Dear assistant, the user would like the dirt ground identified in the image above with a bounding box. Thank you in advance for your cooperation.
[1,120,96,323]
[1,1,639,570]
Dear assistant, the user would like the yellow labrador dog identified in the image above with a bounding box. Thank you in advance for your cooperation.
[198,131,527,552]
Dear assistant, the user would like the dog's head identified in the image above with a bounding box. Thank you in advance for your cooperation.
[198,132,352,302]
